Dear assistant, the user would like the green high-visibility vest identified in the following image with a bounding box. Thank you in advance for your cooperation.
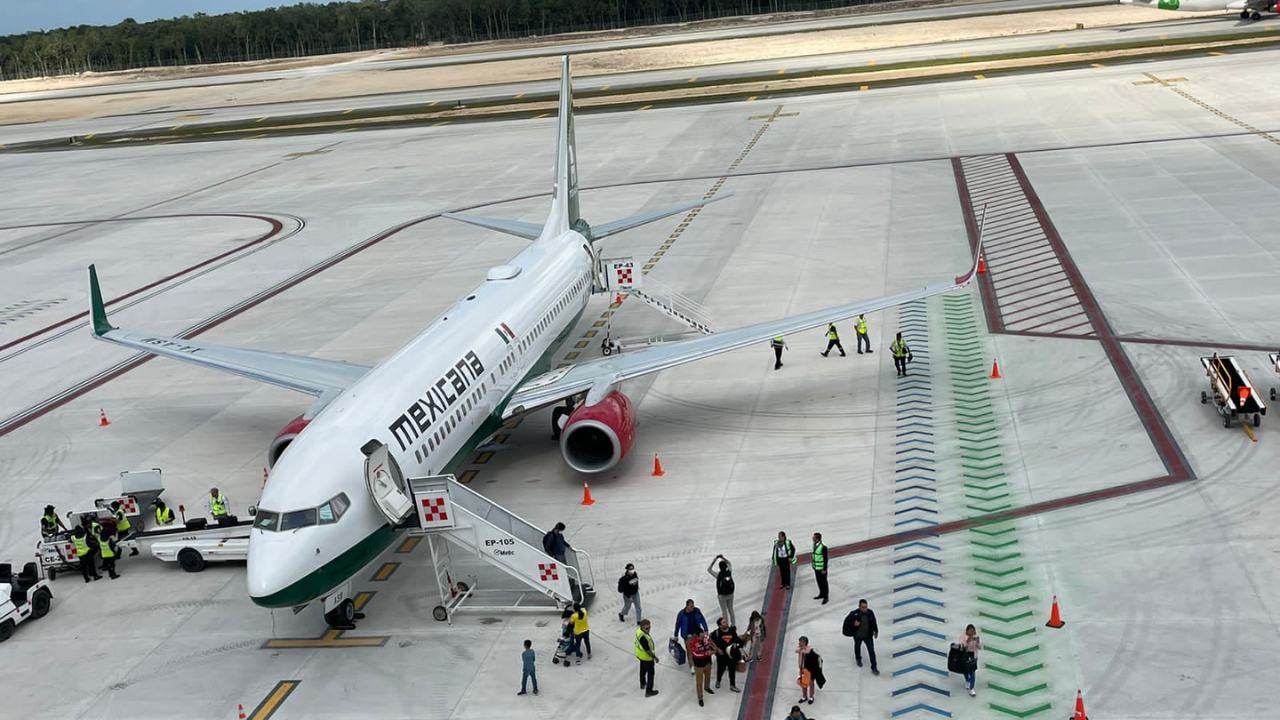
[891,339,908,358]
[156,507,174,525]
[634,627,656,661]
[772,539,796,565]
[827,325,839,341]
[210,494,228,517]
[72,534,90,557]
[41,513,59,535]
[812,542,828,572]
[856,317,867,334]
[770,337,784,349]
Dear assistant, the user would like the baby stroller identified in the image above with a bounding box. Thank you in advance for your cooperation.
[551,617,575,667]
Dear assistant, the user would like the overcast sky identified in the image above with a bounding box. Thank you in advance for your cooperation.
[3,0,293,35]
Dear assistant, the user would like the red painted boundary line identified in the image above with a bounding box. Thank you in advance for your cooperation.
[0,213,288,353]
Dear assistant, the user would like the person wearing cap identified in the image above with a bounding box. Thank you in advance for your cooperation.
[154,499,175,527]
[110,500,139,555]
[207,488,230,519]
[40,505,66,539]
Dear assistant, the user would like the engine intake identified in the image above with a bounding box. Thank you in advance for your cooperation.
[269,414,310,468]
[559,391,636,473]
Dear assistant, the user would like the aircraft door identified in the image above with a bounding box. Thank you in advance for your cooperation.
[362,440,413,524]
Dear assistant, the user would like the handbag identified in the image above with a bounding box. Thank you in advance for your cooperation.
[669,637,687,666]
[947,643,974,674]
[797,669,812,688]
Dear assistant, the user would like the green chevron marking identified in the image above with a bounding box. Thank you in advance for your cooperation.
[980,625,1036,640]
[988,682,1049,698]
[986,662,1044,677]
[975,566,1024,578]
[983,640,1039,654]
[990,702,1053,718]
[978,594,1031,607]
[973,552,1021,563]
[971,538,1018,549]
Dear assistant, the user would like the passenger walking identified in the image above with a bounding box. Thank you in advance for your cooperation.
[821,323,846,357]
[541,522,572,565]
[795,636,825,705]
[570,603,591,663]
[811,532,829,604]
[743,610,767,664]
[771,336,787,370]
[890,332,913,377]
[518,639,539,696]
[673,599,709,674]
[773,531,796,590]
[956,624,983,696]
[689,628,719,706]
[784,705,809,720]
[71,525,100,583]
[848,599,879,675]
[710,617,743,693]
[40,505,66,539]
[618,563,641,624]
[855,314,872,354]
[706,555,736,627]
[635,619,660,697]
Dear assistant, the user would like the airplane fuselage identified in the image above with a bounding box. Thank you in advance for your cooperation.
[246,227,595,608]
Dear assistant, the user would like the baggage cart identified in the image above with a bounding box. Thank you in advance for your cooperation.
[1200,353,1267,428]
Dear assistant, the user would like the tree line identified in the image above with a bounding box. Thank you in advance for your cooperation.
[0,0,889,81]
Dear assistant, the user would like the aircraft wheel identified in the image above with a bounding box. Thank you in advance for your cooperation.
[31,589,52,619]
[1240,9,1250,17]
[432,605,449,622]
[178,548,205,572]
[325,599,356,628]
[601,344,613,357]
[1252,11,1262,19]
[0,620,13,643]
[1200,391,1208,404]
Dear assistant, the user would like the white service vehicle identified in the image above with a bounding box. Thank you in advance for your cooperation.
[0,562,53,642]
[144,519,253,572]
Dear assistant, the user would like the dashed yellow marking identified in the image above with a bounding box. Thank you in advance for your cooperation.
[343,109,353,115]
[262,633,387,649]
[960,52,969,58]
[173,114,207,121]
[248,681,300,720]
[371,563,399,582]
[396,536,421,554]
[433,120,451,127]
[1208,51,1226,56]
[565,351,581,360]
[458,469,478,484]
[429,100,438,107]
[593,320,606,327]
[1159,34,1168,40]
[337,128,356,134]
[974,74,986,80]
[169,125,183,131]
[514,93,524,100]
[600,85,611,91]
[494,433,510,443]
[1058,44,1066,49]
[246,134,268,140]
[574,340,589,348]
[1091,63,1105,68]
[1244,423,1257,442]
[584,330,598,338]
[688,77,698,83]
[256,117,268,123]
[638,105,652,111]
[860,85,869,91]
[777,68,787,75]
[534,113,549,119]
[747,96,757,101]
[475,451,494,465]
[84,133,95,140]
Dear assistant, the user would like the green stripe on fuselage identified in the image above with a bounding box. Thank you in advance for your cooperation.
[252,306,587,609]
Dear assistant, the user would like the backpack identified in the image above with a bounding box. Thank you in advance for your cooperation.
[716,570,736,596]
[841,611,857,638]
[542,531,554,554]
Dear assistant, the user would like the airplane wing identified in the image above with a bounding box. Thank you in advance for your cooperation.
[88,265,369,396]
[504,249,981,418]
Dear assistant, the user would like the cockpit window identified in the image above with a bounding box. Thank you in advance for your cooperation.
[280,508,317,531]
[255,510,280,531]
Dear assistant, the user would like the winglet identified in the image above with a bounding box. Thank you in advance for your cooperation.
[87,264,116,337]
[954,205,988,286]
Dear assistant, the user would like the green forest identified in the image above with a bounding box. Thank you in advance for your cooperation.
[0,0,882,81]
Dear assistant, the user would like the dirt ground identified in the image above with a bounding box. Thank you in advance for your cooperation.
[0,6,1193,127]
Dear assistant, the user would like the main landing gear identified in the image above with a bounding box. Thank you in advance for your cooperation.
[1240,9,1263,20]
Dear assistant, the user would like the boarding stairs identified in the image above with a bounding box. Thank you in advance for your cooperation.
[630,275,715,336]
[404,474,596,624]
[599,256,714,349]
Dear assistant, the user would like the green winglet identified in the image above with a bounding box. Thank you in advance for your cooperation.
[87,264,115,336]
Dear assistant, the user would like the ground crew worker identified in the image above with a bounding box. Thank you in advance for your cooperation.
[855,314,872,354]
[891,332,913,377]
[811,532,829,604]
[773,531,796,590]
[110,501,140,555]
[96,521,120,579]
[821,324,846,358]
[771,337,787,370]
[207,487,230,520]
[72,525,101,583]
[155,499,175,527]
[635,619,660,697]
[40,505,66,539]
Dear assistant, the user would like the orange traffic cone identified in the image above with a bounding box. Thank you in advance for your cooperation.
[615,293,624,304]
[1046,595,1065,628]
[98,408,111,427]
[238,703,247,720]
[1072,689,1088,720]
[581,482,595,506]
[978,254,988,275]
[990,360,1001,379]
[652,453,665,477]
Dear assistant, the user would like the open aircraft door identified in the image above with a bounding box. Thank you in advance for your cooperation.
[362,440,413,524]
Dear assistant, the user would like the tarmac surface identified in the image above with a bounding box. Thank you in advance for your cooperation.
[1,37,1279,720]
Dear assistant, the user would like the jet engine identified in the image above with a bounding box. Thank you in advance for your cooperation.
[269,414,310,468]
[559,391,636,473]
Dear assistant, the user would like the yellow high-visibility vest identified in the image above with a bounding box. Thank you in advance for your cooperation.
[634,627,656,661]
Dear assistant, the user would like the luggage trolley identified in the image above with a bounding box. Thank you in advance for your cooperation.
[35,535,80,581]
[1200,353,1266,428]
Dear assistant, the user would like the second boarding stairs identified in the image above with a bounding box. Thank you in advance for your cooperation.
[601,257,714,349]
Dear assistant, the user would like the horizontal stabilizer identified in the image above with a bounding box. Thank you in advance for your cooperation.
[441,212,543,241]
[590,194,733,241]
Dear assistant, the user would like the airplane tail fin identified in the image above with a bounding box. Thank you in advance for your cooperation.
[548,55,581,237]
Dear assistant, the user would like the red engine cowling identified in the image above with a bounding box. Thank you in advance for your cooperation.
[269,414,310,468]
[559,391,636,473]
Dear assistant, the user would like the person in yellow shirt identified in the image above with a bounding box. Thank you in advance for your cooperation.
[570,603,592,663]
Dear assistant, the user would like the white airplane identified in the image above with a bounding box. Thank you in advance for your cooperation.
[87,57,981,627]
[1119,0,1276,21]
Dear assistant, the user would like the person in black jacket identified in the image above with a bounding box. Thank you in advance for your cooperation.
[710,617,743,692]
[707,555,736,627]
[850,599,879,675]
[618,564,641,624]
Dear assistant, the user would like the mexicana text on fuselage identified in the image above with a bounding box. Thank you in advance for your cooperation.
[388,350,486,452]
